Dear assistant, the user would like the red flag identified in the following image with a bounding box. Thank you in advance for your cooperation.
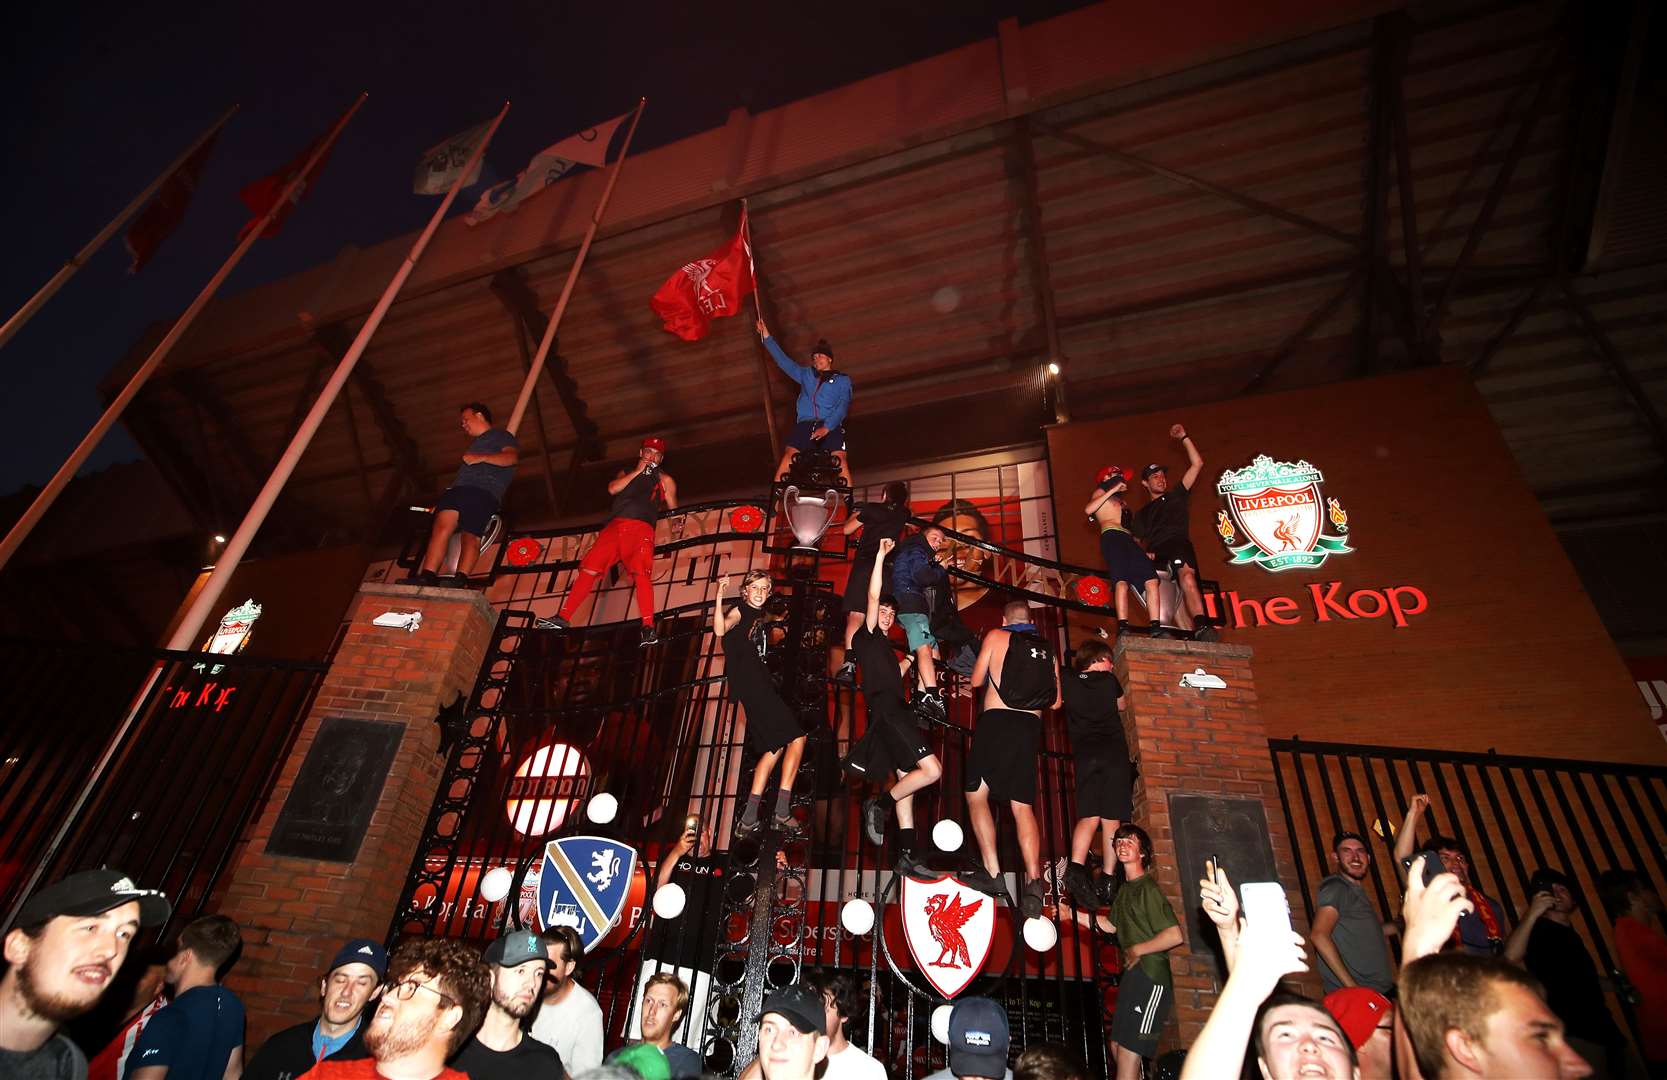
[237,118,343,239]
[650,209,755,341]
[123,133,221,273]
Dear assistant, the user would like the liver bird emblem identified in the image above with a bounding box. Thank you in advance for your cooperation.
[922,892,983,968]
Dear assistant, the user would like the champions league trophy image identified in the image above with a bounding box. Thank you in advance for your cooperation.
[782,485,843,549]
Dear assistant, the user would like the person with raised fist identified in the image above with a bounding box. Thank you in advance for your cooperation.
[1132,424,1214,640]
[758,318,854,487]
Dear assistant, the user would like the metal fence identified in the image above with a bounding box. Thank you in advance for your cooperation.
[0,637,325,934]
[1270,737,1667,1051]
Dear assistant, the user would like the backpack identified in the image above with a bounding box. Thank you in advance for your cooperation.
[995,631,1055,709]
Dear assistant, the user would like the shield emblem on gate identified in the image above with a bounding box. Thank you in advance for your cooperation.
[536,835,639,953]
[1215,455,1352,572]
[901,873,996,999]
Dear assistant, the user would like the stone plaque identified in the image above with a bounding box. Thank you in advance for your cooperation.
[1169,792,1281,973]
[267,717,402,863]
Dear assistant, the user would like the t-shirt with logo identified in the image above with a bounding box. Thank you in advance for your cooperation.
[1314,874,1394,994]
[1131,483,1190,547]
[1109,874,1179,987]
[451,428,518,500]
[0,1034,86,1080]
[1062,670,1125,748]
[131,985,245,1080]
[452,1034,565,1080]
[645,854,724,970]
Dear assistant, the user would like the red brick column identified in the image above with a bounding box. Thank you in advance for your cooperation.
[218,583,496,1047]
[1112,635,1316,1048]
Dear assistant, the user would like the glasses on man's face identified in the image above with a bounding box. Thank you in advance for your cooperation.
[386,978,456,1010]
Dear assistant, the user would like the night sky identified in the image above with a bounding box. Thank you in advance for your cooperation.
[1,0,1089,497]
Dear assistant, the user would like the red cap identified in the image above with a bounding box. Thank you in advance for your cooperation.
[642,437,667,453]
[1096,465,1127,487]
[1323,987,1392,1050]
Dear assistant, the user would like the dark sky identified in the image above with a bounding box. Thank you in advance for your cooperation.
[1,0,1089,497]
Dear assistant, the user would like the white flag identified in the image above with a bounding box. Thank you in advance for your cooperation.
[413,120,490,195]
[465,111,629,225]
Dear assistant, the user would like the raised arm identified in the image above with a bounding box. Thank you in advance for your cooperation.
[657,821,701,890]
[713,576,738,637]
[1172,424,1203,490]
[1178,917,1308,1080]
[757,320,812,389]
[1199,861,1241,972]
[866,537,895,632]
[1393,794,1431,876]
[1503,891,1557,964]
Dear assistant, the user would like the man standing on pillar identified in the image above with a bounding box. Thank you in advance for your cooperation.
[412,403,518,586]
[757,319,853,487]
[540,437,677,647]
[1132,424,1214,640]
[1084,468,1162,635]
[963,600,1059,916]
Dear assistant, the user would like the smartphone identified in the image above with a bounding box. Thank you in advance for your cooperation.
[1240,881,1293,935]
[684,814,700,837]
[1208,853,1222,880]
[1402,849,1444,885]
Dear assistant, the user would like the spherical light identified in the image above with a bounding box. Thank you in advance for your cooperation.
[930,286,960,314]
[931,1004,954,1045]
[652,882,687,919]
[932,819,964,853]
[479,866,513,904]
[1046,362,1060,376]
[587,792,619,825]
[1022,916,1058,952]
[840,898,875,936]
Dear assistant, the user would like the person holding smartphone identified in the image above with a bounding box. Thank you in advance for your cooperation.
[1101,824,1183,1079]
[1392,795,1509,955]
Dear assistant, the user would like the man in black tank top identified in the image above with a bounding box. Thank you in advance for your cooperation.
[541,437,678,647]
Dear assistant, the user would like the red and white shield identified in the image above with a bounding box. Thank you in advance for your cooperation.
[901,873,996,999]
[1227,483,1322,557]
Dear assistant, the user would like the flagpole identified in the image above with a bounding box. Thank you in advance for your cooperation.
[0,94,366,574]
[166,100,512,651]
[507,98,647,434]
[741,200,781,463]
[0,105,240,353]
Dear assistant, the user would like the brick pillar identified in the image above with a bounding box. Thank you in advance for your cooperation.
[1112,635,1316,1048]
[218,583,496,1047]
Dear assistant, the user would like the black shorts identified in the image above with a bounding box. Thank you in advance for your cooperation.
[843,697,930,780]
[1111,966,1171,1057]
[1148,537,1198,574]
[1100,529,1157,588]
[435,485,501,536]
[787,419,846,453]
[964,708,1040,804]
[1074,751,1133,821]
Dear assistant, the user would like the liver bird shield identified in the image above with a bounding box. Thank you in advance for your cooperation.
[901,873,996,998]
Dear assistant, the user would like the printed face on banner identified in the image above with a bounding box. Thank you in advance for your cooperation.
[537,835,639,952]
[901,873,995,999]
[1215,455,1352,573]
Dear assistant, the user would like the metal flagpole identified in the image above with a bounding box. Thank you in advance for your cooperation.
[0,104,240,352]
[0,99,510,934]
[506,98,647,434]
[0,94,367,573]
[741,200,781,463]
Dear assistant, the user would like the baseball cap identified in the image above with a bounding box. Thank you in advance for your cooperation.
[608,1042,671,1080]
[482,930,550,967]
[948,997,1010,1079]
[1141,463,1167,480]
[642,436,667,453]
[328,938,388,980]
[14,869,171,930]
[1323,987,1392,1051]
[1095,466,1127,487]
[757,983,824,1034]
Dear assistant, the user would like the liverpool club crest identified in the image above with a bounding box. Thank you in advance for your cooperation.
[536,836,638,952]
[901,873,996,999]
[1215,455,1352,572]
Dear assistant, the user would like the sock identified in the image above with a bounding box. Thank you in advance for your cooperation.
[741,794,762,826]
[773,789,793,818]
[899,827,917,853]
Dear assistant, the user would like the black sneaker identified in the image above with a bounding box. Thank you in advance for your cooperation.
[1096,874,1119,908]
[1150,626,1177,640]
[896,849,934,879]
[535,614,571,630]
[733,816,763,842]
[1021,878,1046,919]
[832,660,856,685]
[861,797,888,846]
[915,689,946,722]
[960,866,1003,897]
[639,624,659,647]
[1191,623,1220,642]
[773,809,801,835]
[1116,619,1132,637]
[1062,862,1101,912]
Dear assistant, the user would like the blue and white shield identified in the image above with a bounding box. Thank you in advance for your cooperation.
[536,835,639,952]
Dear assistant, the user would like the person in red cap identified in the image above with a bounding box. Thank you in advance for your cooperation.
[1323,987,1394,1080]
[1083,467,1163,635]
[540,436,678,647]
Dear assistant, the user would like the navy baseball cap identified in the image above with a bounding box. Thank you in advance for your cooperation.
[483,929,550,967]
[1141,463,1167,480]
[328,938,387,980]
[14,869,170,931]
[948,997,1010,1079]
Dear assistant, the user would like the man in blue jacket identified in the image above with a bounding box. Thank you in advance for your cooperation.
[757,318,853,486]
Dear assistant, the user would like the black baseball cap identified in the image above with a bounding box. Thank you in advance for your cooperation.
[948,997,1010,1079]
[757,983,825,1034]
[14,869,171,931]
[1141,463,1167,480]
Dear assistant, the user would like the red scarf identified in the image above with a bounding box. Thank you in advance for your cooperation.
[1451,884,1501,949]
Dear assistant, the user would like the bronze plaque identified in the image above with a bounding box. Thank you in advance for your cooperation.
[1169,792,1281,974]
[267,717,403,863]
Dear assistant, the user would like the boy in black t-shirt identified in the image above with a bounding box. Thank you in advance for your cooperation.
[1131,424,1214,640]
[1060,637,1132,913]
[842,537,943,875]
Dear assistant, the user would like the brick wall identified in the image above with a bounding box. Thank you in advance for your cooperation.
[1114,635,1318,1047]
[217,583,496,1047]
